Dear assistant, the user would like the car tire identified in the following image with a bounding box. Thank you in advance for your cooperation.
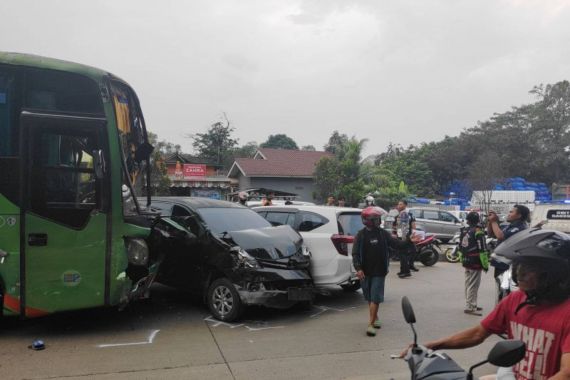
[207,278,244,322]
[340,280,361,292]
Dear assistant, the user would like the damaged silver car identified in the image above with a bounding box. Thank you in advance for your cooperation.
[147,197,315,321]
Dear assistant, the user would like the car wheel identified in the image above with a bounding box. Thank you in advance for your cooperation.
[207,278,243,322]
[340,280,361,292]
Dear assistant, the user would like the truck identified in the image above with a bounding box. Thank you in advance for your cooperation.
[0,52,161,318]
[470,190,535,215]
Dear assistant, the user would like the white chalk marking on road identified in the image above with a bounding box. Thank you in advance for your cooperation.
[244,325,285,332]
[205,316,285,332]
[310,304,356,318]
[96,329,160,348]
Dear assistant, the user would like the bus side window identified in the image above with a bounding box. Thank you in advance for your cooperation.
[30,130,103,229]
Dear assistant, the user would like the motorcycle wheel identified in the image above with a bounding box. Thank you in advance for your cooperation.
[444,247,460,263]
[419,248,439,267]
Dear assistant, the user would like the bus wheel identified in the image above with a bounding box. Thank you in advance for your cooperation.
[207,278,243,322]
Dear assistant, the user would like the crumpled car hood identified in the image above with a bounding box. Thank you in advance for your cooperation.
[227,225,302,260]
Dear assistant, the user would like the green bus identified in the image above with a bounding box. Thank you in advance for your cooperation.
[0,52,159,318]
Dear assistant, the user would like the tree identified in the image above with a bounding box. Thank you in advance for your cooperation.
[260,134,299,150]
[324,130,349,155]
[232,141,259,159]
[190,114,238,168]
[146,131,173,195]
[468,151,504,214]
[314,137,367,206]
[301,145,316,151]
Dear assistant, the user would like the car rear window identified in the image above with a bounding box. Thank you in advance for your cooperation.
[197,207,271,234]
[265,211,295,227]
[337,212,363,236]
[298,211,329,232]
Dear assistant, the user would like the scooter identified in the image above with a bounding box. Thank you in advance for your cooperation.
[444,231,498,264]
[393,296,525,379]
[388,235,441,267]
[415,235,441,267]
[444,232,461,263]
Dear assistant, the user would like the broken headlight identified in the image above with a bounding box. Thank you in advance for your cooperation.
[125,237,149,266]
[231,247,260,269]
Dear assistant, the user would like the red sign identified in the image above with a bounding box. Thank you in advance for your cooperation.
[183,164,206,178]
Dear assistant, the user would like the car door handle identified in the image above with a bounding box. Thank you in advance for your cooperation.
[28,233,48,246]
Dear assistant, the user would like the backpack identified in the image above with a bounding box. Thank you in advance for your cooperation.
[459,227,489,271]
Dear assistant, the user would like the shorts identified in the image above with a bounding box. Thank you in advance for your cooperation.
[361,276,386,304]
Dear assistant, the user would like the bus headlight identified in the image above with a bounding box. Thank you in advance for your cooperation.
[125,237,149,266]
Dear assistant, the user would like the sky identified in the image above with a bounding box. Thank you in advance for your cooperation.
[2,0,570,157]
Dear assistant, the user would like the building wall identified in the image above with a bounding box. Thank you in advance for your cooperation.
[249,177,315,201]
[238,175,251,190]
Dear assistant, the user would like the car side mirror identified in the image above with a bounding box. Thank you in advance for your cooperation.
[176,228,198,244]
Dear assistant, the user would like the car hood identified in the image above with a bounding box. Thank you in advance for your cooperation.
[227,225,302,260]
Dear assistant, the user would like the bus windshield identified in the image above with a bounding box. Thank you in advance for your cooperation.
[110,81,152,214]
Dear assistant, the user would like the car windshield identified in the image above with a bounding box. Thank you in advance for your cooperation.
[337,212,364,236]
[197,207,272,234]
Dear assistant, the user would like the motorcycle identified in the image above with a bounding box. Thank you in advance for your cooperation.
[389,234,441,267]
[415,235,441,267]
[393,296,525,379]
[444,232,461,263]
[444,231,498,264]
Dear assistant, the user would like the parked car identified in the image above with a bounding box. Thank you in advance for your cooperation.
[408,208,462,242]
[448,210,469,223]
[246,200,316,207]
[254,205,363,291]
[146,197,314,322]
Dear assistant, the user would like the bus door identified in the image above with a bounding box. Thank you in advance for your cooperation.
[21,111,110,316]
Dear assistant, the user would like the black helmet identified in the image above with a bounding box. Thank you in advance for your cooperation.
[495,228,570,306]
[466,212,480,226]
[494,228,570,263]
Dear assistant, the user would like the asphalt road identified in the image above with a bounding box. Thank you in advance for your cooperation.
[0,261,501,380]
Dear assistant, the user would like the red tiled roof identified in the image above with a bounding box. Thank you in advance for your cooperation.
[232,148,332,177]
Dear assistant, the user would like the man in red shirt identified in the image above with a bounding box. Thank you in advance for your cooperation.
[420,229,570,379]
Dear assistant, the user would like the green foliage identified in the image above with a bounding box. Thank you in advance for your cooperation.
[260,134,299,150]
[147,131,172,195]
[301,144,316,151]
[232,141,258,159]
[314,133,367,206]
[191,115,239,168]
[324,130,349,155]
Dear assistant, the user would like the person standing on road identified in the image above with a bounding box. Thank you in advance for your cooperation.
[353,207,413,337]
[460,212,489,316]
[487,205,530,299]
[237,191,249,206]
[393,200,418,278]
[487,205,530,243]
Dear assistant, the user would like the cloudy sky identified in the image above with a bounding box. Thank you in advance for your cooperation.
[2,0,570,156]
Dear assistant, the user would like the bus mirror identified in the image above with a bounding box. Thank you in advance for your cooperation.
[93,149,106,179]
[134,142,154,163]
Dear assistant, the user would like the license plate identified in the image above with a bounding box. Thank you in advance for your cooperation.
[288,287,313,301]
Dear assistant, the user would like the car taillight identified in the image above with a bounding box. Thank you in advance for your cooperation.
[331,234,355,256]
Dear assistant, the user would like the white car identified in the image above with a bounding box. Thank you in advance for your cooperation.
[254,205,363,291]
